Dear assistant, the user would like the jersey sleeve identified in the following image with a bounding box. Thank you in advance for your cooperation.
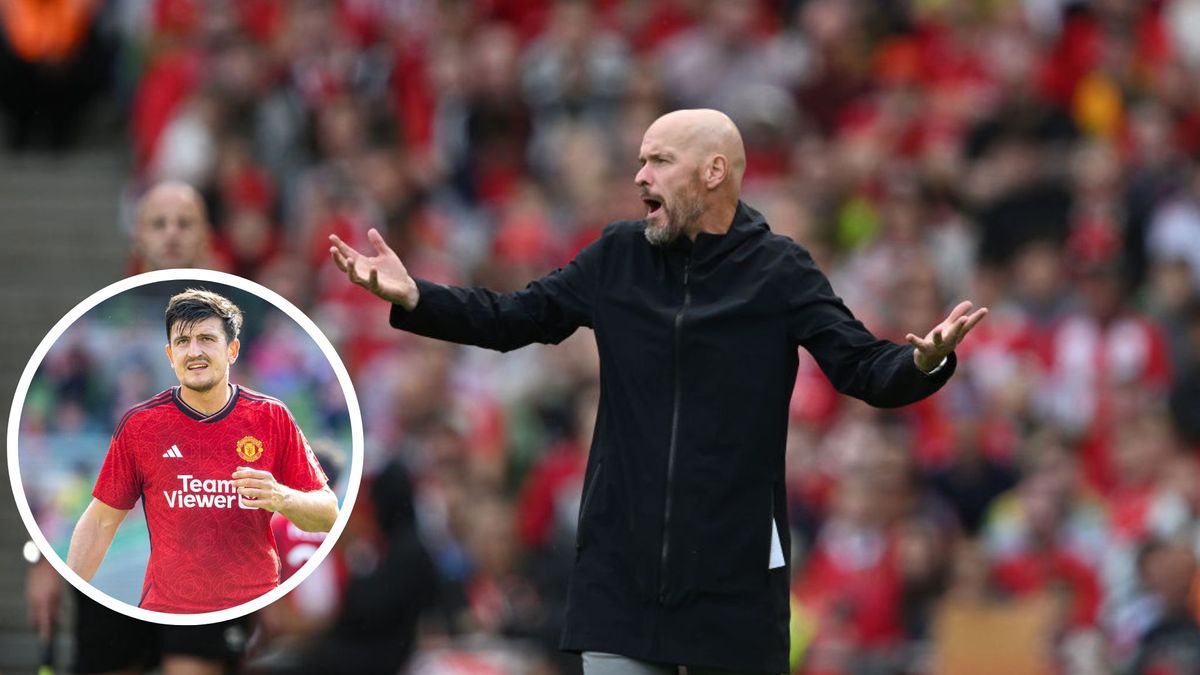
[92,424,141,511]
[276,408,329,493]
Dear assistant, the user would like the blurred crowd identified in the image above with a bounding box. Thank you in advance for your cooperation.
[10,0,1200,672]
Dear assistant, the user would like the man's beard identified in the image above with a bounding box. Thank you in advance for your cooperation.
[184,378,220,393]
[182,361,222,393]
[643,189,704,247]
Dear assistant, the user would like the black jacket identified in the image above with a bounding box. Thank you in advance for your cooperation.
[390,202,955,673]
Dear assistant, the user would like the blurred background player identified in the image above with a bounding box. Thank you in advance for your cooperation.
[131,180,219,273]
[251,455,436,675]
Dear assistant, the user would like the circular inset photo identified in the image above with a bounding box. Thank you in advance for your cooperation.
[8,270,363,625]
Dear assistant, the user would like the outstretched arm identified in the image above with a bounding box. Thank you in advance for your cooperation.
[788,248,987,407]
[66,499,130,581]
[233,468,338,533]
[330,227,601,352]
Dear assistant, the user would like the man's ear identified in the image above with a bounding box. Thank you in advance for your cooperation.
[705,155,728,189]
[165,343,173,367]
[228,338,241,365]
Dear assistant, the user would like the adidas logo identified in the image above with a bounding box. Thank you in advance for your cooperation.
[162,444,183,458]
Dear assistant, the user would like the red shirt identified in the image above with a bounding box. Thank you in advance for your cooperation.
[992,549,1101,629]
[270,512,327,581]
[93,385,329,613]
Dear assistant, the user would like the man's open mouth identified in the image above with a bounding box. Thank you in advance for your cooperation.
[187,362,208,370]
[643,196,663,216]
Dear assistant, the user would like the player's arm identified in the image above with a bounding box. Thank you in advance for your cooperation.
[66,499,130,581]
[232,468,338,533]
[330,227,600,352]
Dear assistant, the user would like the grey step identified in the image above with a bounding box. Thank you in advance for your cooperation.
[0,196,120,212]
[0,242,127,265]
[0,175,120,190]
[0,177,123,198]
[0,287,119,316]
[0,153,126,173]
[0,634,41,672]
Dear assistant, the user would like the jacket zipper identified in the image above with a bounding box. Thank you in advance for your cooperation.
[659,254,691,602]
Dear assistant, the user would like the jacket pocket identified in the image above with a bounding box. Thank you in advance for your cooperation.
[576,459,604,550]
[692,485,774,594]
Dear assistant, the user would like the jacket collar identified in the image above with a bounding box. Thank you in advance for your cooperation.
[680,200,768,265]
[172,384,240,423]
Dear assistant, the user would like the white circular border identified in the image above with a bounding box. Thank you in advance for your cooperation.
[7,269,364,625]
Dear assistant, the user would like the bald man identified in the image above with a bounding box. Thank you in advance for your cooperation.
[331,109,986,674]
[133,180,213,272]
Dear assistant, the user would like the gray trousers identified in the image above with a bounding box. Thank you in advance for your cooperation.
[581,651,768,675]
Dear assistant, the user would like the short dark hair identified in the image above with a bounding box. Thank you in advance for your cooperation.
[165,289,243,344]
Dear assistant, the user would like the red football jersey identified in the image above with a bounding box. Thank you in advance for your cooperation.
[93,385,329,613]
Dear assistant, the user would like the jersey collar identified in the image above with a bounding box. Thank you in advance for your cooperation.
[172,384,240,423]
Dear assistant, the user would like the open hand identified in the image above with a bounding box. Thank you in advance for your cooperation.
[329,228,419,310]
[905,300,988,372]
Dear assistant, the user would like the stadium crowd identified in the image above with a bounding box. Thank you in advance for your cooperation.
[12,0,1200,672]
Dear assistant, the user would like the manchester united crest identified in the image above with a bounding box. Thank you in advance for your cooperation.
[236,435,264,462]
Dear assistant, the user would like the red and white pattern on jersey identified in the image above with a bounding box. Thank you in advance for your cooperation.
[93,385,329,613]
